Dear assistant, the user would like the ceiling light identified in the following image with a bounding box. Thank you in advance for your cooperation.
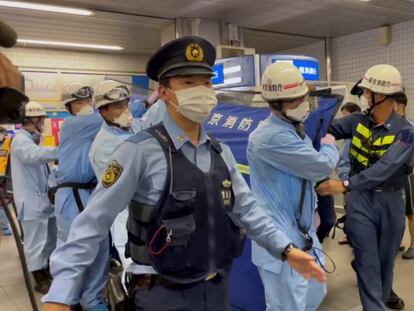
[0,1,94,16]
[17,39,124,51]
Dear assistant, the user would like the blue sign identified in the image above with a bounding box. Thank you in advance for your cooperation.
[213,55,256,88]
[260,54,320,81]
[212,63,224,85]
[132,75,150,89]
[290,59,319,81]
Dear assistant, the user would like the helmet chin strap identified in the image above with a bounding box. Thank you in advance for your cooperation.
[27,118,42,134]
[272,102,306,139]
[367,93,388,113]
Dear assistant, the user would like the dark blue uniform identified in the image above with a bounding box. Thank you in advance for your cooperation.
[330,111,414,311]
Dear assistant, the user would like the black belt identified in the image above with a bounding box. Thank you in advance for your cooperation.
[128,272,219,290]
[54,181,97,212]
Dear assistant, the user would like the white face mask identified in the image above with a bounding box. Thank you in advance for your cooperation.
[359,96,370,112]
[77,104,94,116]
[285,101,310,122]
[169,85,218,123]
[113,109,133,128]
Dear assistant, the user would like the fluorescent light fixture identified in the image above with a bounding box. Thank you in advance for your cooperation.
[223,65,241,75]
[17,39,124,51]
[223,77,242,85]
[0,1,94,16]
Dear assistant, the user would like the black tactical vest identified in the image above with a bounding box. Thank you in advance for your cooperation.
[126,123,246,283]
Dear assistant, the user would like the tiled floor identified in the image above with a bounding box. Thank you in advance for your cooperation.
[0,222,413,311]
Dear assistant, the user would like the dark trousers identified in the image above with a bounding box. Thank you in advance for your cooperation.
[346,190,405,311]
[316,194,337,243]
[133,274,230,311]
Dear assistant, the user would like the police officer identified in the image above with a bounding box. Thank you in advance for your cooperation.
[10,101,58,294]
[54,83,108,311]
[248,62,339,311]
[316,64,414,311]
[89,80,144,267]
[42,36,326,311]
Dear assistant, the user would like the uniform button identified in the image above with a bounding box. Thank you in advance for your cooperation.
[178,136,185,142]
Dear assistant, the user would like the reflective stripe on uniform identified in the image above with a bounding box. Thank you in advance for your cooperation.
[237,163,250,175]
[350,147,369,167]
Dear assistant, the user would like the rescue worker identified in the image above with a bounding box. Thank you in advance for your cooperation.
[316,64,414,311]
[89,80,144,267]
[248,62,339,311]
[10,101,58,294]
[392,92,414,260]
[42,36,326,311]
[54,83,107,311]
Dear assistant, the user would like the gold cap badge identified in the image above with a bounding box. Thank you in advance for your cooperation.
[185,43,204,62]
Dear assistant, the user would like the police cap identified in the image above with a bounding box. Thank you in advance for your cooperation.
[146,36,216,82]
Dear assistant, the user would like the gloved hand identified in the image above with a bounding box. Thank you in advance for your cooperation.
[320,134,336,145]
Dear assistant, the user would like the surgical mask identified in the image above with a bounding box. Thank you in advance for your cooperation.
[77,104,94,116]
[169,86,218,123]
[113,109,133,128]
[359,96,370,112]
[285,101,310,122]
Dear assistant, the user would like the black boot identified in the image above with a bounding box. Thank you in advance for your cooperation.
[32,269,51,294]
[385,290,405,310]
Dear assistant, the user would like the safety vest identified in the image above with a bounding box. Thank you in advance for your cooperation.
[126,123,246,284]
[349,122,395,169]
[0,136,12,178]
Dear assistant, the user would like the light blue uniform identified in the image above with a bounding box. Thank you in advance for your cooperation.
[248,114,339,311]
[89,119,144,269]
[142,98,167,127]
[54,113,107,310]
[43,112,291,306]
[10,129,58,271]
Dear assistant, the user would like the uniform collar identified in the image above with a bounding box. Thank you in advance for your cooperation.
[162,112,210,150]
[269,112,296,131]
[368,110,397,131]
[103,121,133,135]
[20,128,35,140]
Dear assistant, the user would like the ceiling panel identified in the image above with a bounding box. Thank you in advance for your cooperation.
[0,6,172,54]
[34,0,414,37]
[2,0,414,54]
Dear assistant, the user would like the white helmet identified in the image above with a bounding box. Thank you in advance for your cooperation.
[94,80,130,109]
[261,62,309,101]
[358,64,402,95]
[24,101,46,117]
[61,83,93,107]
